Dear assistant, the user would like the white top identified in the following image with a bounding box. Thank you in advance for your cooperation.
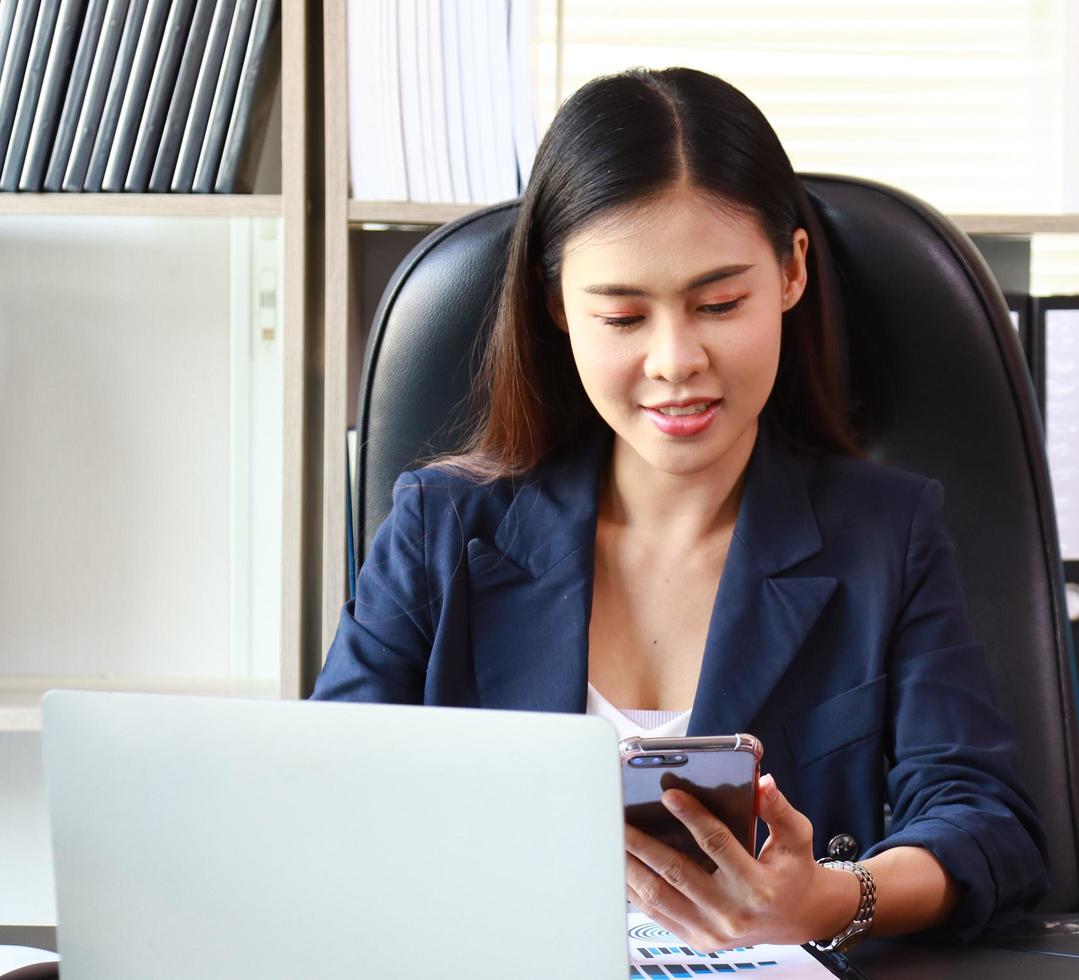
[586,682,692,741]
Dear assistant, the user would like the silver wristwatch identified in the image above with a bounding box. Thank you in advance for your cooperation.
[811,859,876,953]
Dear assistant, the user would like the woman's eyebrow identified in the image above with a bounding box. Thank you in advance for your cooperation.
[580,263,754,296]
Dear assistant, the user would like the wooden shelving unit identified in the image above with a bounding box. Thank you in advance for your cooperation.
[341,202,1079,237]
[0,0,312,726]
[0,194,284,218]
[277,0,312,704]
[323,0,352,679]
[951,215,1079,235]
[346,200,483,227]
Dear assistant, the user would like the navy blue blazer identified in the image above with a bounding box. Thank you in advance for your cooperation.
[314,416,1048,938]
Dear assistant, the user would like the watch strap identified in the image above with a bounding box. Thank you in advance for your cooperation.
[811,858,876,953]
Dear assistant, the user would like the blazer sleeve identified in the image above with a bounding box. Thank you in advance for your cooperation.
[311,471,433,703]
[861,478,1049,939]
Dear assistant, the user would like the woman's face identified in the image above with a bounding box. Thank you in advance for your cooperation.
[551,184,808,478]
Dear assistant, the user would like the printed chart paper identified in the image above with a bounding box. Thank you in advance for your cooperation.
[628,912,837,978]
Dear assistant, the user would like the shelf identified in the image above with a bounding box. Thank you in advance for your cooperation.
[0,193,283,219]
[347,199,485,227]
[0,676,282,732]
[7,197,1072,233]
[952,215,1079,235]
[344,201,1079,236]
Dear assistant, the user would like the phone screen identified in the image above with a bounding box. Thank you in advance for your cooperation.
[623,747,757,872]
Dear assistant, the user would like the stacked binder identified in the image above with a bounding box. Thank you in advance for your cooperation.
[348,0,537,204]
[1008,292,1079,653]
[0,0,280,193]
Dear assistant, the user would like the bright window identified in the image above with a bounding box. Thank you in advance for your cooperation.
[533,1,1079,217]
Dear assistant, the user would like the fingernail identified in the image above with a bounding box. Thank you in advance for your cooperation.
[762,774,778,801]
[663,791,684,813]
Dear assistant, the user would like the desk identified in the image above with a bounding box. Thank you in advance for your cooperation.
[851,937,1079,978]
[849,915,1079,979]
[4,920,1079,978]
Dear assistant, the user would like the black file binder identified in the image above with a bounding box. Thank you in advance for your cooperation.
[1029,296,1079,426]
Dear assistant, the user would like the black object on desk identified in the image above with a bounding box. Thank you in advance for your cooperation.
[806,943,871,979]
[0,929,55,953]
[0,926,58,980]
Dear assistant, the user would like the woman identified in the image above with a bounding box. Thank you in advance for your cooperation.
[313,67,1047,950]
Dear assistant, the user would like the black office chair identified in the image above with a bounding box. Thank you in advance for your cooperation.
[352,174,1079,914]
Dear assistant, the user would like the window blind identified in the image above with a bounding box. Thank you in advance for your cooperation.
[533,1,1078,218]
[1032,236,1079,296]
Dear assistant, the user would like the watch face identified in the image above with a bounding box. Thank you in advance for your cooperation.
[837,922,871,952]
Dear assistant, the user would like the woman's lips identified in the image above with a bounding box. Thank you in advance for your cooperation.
[643,400,720,437]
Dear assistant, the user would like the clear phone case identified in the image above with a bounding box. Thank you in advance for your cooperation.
[620,733,763,869]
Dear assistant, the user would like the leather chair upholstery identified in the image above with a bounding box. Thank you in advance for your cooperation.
[353,174,1079,912]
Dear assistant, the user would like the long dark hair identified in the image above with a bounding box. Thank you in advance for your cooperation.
[425,67,861,480]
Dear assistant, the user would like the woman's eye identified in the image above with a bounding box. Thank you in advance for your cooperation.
[595,299,741,329]
[599,315,643,329]
[700,299,742,316]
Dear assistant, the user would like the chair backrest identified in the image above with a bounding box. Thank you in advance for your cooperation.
[354,174,1079,911]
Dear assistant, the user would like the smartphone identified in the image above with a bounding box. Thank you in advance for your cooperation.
[620,734,762,873]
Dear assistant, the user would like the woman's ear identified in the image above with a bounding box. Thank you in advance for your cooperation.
[781,228,810,312]
[546,288,569,333]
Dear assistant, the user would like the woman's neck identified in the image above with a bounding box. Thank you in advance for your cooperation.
[601,419,758,547]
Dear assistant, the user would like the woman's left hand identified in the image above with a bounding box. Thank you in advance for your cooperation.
[624,774,859,950]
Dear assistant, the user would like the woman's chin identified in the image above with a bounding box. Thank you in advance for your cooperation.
[610,411,759,479]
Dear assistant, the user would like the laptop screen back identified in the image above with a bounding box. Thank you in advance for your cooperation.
[41,692,627,980]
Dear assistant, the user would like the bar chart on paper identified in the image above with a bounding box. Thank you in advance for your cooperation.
[627,913,838,978]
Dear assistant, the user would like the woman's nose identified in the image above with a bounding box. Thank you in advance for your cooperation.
[642,317,709,383]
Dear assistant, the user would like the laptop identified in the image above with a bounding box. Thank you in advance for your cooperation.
[40,691,628,980]
[41,691,852,980]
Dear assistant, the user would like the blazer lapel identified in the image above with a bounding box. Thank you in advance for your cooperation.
[466,416,836,730]
[467,424,613,712]
[689,421,837,735]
